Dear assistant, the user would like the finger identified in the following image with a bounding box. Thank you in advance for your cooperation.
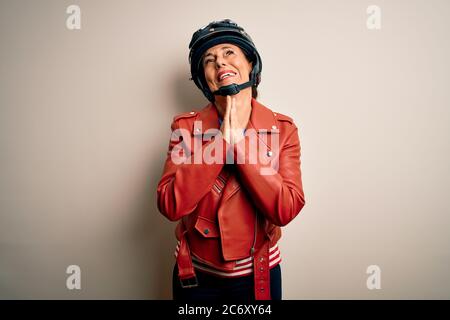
[222,96,231,143]
[223,96,231,122]
[230,98,240,143]
[224,96,231,127]
[230,97,237,127]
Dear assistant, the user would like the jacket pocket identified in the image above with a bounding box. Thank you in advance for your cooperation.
[194,216,220,238]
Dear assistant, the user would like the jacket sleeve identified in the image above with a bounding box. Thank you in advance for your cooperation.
[232,123,305,226]
[156,118,227,221]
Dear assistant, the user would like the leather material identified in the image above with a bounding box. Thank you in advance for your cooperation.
[254,240,270,300]
[157,97,305,299]
[176,227,196,281]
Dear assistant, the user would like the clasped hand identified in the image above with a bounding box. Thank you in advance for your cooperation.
[220,96,248,145]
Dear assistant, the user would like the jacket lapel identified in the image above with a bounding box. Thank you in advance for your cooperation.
[192,102,220,137]
[189,98,280,204]
[247,98,279,133]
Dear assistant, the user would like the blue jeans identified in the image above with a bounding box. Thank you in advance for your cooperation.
[172,264,282,302]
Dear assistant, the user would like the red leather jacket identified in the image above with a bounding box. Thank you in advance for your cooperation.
[157,97,305,299]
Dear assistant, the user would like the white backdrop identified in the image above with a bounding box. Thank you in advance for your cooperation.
[0,0,449,299]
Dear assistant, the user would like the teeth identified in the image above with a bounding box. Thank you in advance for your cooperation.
[219,72,235,80]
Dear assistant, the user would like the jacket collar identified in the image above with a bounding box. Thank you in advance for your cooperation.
[192,97,278,135]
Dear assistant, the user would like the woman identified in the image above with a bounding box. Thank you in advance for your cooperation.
[157,19,305,301]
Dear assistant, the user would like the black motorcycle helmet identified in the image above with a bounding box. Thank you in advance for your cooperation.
[188,19,262,102]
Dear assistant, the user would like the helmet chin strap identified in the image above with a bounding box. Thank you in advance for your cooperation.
[212,80,252,97]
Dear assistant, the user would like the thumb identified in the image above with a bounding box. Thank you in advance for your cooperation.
[224,95,231,122]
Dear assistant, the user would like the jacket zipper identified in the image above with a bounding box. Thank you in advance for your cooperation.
[214,171,256,255]
[212,184,222,194]
[213,174,227,194]
[250,212,257,256]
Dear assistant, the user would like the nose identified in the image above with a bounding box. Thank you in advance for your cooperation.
[215,56,227,69]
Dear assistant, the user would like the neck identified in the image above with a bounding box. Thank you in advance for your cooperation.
[214,87,252,120]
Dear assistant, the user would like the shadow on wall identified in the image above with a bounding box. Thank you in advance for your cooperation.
[130,68,209,299]
[173,65,209,114]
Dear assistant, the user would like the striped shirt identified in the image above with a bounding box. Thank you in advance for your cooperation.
[174,241,281,278]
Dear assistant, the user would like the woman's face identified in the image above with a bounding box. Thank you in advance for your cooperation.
[202,43,253,93]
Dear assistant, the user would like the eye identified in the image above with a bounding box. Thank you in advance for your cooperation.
[203,50,234,65]
[204,57,213,65]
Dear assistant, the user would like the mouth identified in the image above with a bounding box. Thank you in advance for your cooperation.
[217,70,237,83]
